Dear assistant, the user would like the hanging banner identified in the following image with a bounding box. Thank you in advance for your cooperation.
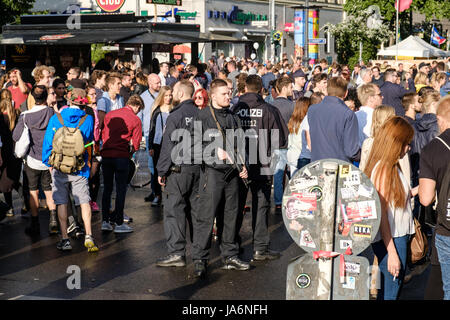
[294,9,305,57]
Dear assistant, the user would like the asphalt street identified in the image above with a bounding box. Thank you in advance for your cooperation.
[0,185,431,300]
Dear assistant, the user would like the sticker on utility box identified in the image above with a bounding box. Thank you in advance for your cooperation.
[345,262,361,274]
[353,224,372,238]
[342,276,356,290]
[296,273,311,289]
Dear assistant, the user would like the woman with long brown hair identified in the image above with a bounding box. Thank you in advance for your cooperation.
[287,97,312,174]
[364,116,416,300]
[0,89,22,216]
[148,86,174,206]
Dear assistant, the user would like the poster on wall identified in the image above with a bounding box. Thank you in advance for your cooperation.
[294,9,305,58]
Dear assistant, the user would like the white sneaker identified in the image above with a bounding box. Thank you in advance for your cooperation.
[101,221,113,232]
[114,223,133,233]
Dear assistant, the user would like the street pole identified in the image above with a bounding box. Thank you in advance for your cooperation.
[395,0,399,61]
[447,30,450,52]
[305,0,309,66]
[136,0,140,16]
[430,24,435,46]
[359,41,362,63]
[270,0,276,63]
[281,5,285,61]
[316,162,338,300]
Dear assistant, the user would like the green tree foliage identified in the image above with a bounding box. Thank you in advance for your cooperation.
[325,10,393,68]
[0,0,36,31]
[344,0,450,22]
[91,44,108,64]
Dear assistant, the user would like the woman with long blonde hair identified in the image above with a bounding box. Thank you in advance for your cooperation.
[0,88,22,216]
[359,105,395,171]
[364,116,416,300]
[414,71,429,93]
[148,86,174,206]
[287,97,312,174]
[0,89,18,132]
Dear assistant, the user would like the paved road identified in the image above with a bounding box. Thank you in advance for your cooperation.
[0,185,430,300]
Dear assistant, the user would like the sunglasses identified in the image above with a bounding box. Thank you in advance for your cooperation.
[195,96,204,100]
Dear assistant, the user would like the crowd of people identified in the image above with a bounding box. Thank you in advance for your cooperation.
[0,51,449,300]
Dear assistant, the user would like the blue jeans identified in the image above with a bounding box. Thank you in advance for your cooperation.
[101,157,130,226]
[372,235,409,300]
[146,135,156,195]
[273,149,288,205]
[435,233,450,300]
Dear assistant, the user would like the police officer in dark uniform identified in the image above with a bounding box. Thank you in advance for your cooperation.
[233,75,288,261]
[156,80,199,267]
[192,79,250,278]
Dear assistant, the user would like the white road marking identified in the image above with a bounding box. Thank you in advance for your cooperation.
[8,295,24,300]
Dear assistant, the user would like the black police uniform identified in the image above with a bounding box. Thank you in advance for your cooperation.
[156,99,199,259]
[233,92,288,254]
[192,106,243,262]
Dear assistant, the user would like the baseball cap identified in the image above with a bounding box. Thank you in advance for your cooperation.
[293,69,306,78]
[418,62,430,70]
[1,60,6,66]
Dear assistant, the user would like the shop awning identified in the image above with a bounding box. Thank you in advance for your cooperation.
[1,29,145,45]
[119,31,196,44]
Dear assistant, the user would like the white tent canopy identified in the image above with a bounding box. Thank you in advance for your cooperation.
[377,35,449,58]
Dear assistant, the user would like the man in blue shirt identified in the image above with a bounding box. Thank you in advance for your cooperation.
[380,68,415,117]
[307,77,361,162]
[139,73,161,202]
[42,88,97,253]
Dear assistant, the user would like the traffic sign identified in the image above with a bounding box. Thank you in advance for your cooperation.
[309,38,326,45]
[284,159,381,300]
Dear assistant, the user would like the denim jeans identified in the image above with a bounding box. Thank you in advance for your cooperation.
[435,233,450,300]
[273,149,288,205]
[146,135,156,195]
[101,157,130,226]
[372,235,409,300]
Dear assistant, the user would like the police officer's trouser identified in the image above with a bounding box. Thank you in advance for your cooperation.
[163,165,200,257]
[250,179,272,252]
[192,167,240,261]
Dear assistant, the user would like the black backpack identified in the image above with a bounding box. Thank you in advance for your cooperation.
[436,137,450,232]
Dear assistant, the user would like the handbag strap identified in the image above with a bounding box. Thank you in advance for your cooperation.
[436,136,450,152]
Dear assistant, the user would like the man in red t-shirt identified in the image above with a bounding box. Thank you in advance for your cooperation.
[7,69,32,109]
[100,95,143,234]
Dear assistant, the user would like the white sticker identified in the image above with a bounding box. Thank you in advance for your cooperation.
[303,167,312,177]
[345,200,377,221]
[292,176,319,192]
[343,171,361,187]
[342,276,356,290]
[341,187,358,200]
[300,230,316,248]
[357,184,374,198]
[340,240,353,250]
[345,262,361,274]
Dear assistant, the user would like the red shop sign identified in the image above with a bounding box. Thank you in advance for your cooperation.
[96,0,126,13]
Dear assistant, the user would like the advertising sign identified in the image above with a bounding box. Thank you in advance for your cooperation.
[96,0,126,13]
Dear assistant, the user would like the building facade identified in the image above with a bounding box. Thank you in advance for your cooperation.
[30,0,344,63]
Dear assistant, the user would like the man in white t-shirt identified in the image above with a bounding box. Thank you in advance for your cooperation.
[356,83,383,146]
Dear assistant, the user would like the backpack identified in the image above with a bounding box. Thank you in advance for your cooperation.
[436,136,450,231]
[48,113,87,174]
